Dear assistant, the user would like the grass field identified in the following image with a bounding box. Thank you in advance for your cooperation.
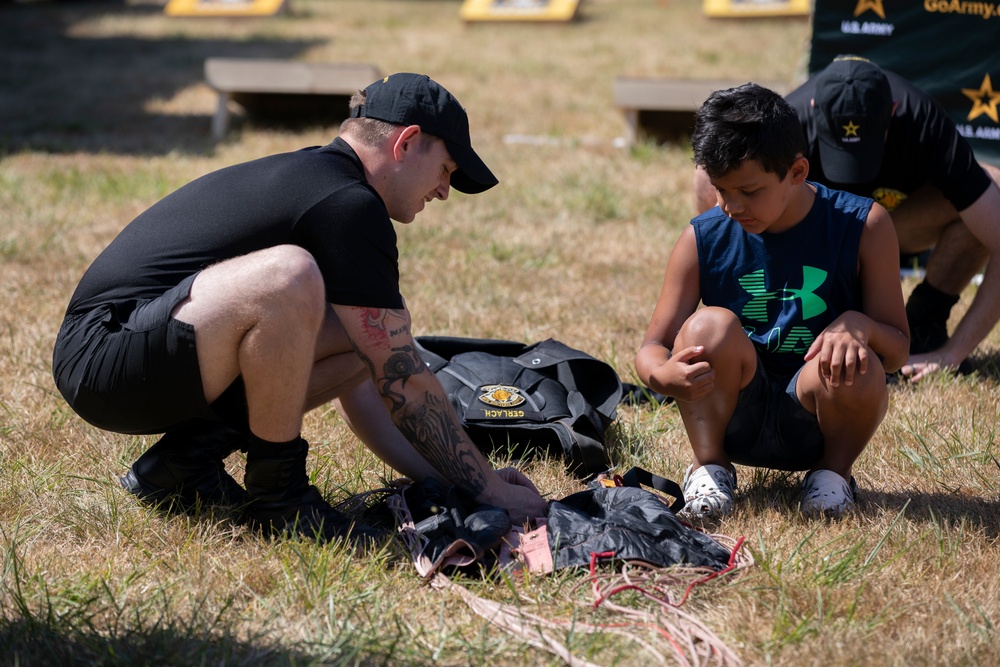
[2,1,999,665]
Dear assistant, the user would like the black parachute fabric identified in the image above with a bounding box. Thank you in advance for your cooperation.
[385,476,749,667]
[397,478,512,575]
[391,477,732,576]
[547,486,731,570]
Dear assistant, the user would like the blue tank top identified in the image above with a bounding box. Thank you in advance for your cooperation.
[692,182,871,378]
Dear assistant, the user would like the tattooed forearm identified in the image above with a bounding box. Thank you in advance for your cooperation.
[349,340,377,378]
[395,392,488,495]
[363,308,408,334]
[376,344,426,411]
[344,305,487,494]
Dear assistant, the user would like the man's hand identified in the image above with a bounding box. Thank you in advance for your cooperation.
[478,474,547,525]
[900,350,963,383]
[496,466,540,493]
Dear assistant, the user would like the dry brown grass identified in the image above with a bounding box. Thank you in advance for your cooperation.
[2,1,999,665]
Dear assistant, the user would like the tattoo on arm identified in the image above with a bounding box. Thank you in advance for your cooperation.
[361,308,408,342]
[394,393,488,495]
[350,306,488,496]
[351,307,411,380]
[378,344,425,411]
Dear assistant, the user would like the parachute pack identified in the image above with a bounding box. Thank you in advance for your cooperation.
[382,472,751,667]
[413,336,624,478]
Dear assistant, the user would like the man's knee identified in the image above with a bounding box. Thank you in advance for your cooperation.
[257,245,324,300]
[891,184,961,253]
[230,245,326,323]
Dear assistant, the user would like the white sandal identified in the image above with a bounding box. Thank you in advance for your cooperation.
[680,464,737,518]
[801,469,857,517]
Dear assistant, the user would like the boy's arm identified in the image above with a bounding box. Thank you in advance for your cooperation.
[635,227,707,398]
[805,203,909,382]
[857,203,910,372]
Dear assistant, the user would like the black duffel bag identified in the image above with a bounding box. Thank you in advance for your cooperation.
[414,336,623,478]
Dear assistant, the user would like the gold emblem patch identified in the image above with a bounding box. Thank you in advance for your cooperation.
[872,187,907,212]
[478,385,526,408]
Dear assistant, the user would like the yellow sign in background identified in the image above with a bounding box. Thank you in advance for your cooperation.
[702,0,810,18]
[460,0,581,23]
[165,0,288,18]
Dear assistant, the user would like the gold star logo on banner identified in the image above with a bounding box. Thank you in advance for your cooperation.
[854,0,885,19]
[962,73,1000,124]
[842,120,860,137]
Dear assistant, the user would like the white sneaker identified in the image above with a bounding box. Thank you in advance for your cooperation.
[800,469,857,518]
[680,464,736,519]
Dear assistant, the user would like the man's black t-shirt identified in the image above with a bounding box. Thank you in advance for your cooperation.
[66,137,403,315]
[786,69,991,213]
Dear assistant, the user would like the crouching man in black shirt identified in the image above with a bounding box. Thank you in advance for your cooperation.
[53,73,547,544]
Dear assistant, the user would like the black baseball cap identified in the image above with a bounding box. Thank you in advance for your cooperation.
[349,73,498,194]
[813,55,893,184]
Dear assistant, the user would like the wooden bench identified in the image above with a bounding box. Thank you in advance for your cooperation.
[613,77,788,145]
[204,59,382,139]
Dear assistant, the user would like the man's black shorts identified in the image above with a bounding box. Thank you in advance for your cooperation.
[723,359,823,471]
[52,274,245,435]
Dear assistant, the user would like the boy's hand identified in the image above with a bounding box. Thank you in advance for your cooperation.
[650,345,716,401]
[804,313,870,387]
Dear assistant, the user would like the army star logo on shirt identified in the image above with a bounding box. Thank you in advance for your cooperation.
[962,73,1000,124]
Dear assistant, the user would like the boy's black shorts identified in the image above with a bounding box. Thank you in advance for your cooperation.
[52,274,247,435]
[723,358,823,471]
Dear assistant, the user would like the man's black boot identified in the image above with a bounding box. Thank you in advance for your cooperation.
[905,281,958,354]
[120,422,250,512]
[242,437,382,546]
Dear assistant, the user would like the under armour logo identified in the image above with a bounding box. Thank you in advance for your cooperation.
[738,267,829,322]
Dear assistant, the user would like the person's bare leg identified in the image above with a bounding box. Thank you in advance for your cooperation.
[892,184,985,354]
[796,354,888,480]
[673,307,755,517]
[673,307,757,469]
[922,219,989,295]
[173,245,325,443]
[172,245,375,543]
[893,184,962,258]
[121,246,324,510]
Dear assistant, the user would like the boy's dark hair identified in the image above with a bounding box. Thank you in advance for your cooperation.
[691,83,806,180]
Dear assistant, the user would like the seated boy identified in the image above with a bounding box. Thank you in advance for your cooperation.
[634,83,909,518]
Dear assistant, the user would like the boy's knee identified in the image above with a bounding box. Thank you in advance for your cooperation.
[678,307,743,346]
[802,354,888,408]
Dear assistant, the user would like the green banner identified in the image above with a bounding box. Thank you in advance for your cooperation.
[810,0,1000,166]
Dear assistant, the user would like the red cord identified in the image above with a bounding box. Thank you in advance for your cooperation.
[588,536,747,609]
[674,535,746,607]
